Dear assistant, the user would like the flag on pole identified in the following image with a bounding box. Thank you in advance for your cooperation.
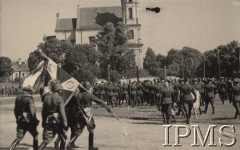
[22,61,46,92]
[45,57,87,104]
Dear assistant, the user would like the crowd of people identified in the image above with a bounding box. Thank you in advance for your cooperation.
[92,77,240,124]
[0,86,21,96]
[7,76,240,150]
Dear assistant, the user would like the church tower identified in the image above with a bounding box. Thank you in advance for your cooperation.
[121,0,143,68]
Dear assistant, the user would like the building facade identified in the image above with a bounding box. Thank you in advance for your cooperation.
[55,0,143,67]
[10,58,30,82]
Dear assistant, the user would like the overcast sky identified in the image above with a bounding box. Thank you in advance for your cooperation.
[1,0,240,61]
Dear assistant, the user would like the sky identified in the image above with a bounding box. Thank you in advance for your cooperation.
[1,0,240,61]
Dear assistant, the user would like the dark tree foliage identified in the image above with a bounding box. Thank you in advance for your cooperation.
[0,57,13,82]
[196,40,240,78]
[63,44,99,82]
[143,47,202,78]
[28,39,99,82]
[97,22,134,81]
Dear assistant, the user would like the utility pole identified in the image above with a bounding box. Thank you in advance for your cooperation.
[164,66,167,80]
[203,55,206,78]
[217,49,221,79]
[108,64,111,82]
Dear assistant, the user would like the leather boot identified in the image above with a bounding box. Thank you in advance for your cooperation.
[89,133,98,150]
[9,139,20,150]
[212,107,215,114]
[33,137,38,150]
[162,114,166,124]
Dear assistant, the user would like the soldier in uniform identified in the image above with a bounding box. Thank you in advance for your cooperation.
[155,81,162,111]
[129,81,137,107]
[99,82,106,101]
[136,81,144,106]
[226,78,233,103]
[66,81,112,150]
[180,78,196,124]
[204,78,216,114]
[218,77,227,104]
[161,80,174,124]
[121,82,129,105]
[39,83,68,150]
[232,78,240,119]
[10,87,39,150]
[149,81,156,106]
[93,83,100,98]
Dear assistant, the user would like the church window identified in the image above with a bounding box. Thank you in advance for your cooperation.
[128,8,133,19]
[127,30,134,39]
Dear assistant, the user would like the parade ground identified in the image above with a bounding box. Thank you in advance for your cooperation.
[0,95,240,150]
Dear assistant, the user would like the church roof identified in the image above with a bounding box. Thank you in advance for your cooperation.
[77,6,123,30]
[55,18,77,31]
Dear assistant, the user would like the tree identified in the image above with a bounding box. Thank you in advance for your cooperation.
[97,22,133,81]
[0,56,13,82]
[63,44,99,82]
[196,40,239,78]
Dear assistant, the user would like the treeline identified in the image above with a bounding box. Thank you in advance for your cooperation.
[143,40,240,79]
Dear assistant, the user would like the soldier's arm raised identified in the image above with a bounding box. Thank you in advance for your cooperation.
[90,94,111,112]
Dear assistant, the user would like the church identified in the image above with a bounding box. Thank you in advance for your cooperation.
[55,0,143,67]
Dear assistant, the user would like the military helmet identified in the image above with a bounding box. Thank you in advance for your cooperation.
[234,78,240,83]
[51,83,63,92]
[82,81,92,90]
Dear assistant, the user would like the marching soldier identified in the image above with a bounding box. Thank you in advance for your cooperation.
[136,81,144,106]
[121,82,129,105]
[93,83,100,98]
[39,83,68,150]
[129,81,137,107]
[66,81,112,150]
[180,78,196,124]
[226,78,233,103]
[218,77,227,104]
[99,82,106,101]
[10,87,39,150]
[155,81,162,111]
[149,81,156,106]
[232,78,240,119]
[204,78,216,114]
[161,80,174,124]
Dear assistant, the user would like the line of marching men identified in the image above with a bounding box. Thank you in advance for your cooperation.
[9,81,113,150]
[93,77,240,124]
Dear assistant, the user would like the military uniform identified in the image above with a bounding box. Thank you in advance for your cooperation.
[39,86,68,150]
[122,83,129,104]
[10,89,39,150]
[155,83,162,111]
[226,79,233,103]
[149,83,156,106]
[136,82,144,105]
[232,78,240,119]
[67,88,111,150]
[180,82,196,124]
[218,79,227,104]
[99,83,106,101]
[161,84,174,124]
[204,81,216,114]
[129,83,137,107]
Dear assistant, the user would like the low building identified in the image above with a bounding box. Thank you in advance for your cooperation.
[10,58,30,82]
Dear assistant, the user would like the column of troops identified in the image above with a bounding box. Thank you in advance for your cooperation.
[93,77,240,124]
[8,77,240,150]
[0,86,21,96]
